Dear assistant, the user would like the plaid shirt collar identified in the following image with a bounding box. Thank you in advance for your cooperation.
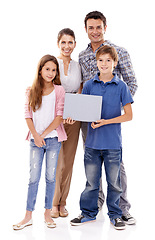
[86,40,111,53]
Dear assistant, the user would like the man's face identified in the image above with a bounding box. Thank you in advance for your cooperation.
[85,19,106,44]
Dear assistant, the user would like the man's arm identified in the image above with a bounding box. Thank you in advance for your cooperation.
[117,48,138,96]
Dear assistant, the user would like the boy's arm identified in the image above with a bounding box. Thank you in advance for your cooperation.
[91,103,132,129]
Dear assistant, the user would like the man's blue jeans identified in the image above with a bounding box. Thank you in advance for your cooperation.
[80,147,122,219]
[26,138,61,211]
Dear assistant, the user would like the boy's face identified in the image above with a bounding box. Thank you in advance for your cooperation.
[97,54,117,75]
[85,19,106,44]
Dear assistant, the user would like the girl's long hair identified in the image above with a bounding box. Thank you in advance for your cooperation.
[29,55,61,112]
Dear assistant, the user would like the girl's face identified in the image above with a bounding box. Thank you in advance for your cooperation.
[41,61,57,83]
[58,34,76,57]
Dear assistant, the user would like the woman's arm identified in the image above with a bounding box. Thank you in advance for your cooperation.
[91,103,132,129]
[77,83,83,94]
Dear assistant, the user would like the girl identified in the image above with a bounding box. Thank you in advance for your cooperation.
[13,55,67,230]
[51,28,82,218]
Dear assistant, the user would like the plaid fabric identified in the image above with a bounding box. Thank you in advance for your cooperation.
[79,40,138,96]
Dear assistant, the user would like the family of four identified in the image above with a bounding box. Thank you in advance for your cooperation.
[13,10,138,231]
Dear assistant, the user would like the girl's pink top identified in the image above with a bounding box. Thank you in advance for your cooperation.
[25,84,67,142]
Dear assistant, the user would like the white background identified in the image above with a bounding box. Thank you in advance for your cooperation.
[0,0,155,239]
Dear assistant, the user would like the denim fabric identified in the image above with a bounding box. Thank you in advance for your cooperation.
[80,147,122,219]
[119,161,131,214]
[26,138,61,211]
[81,122,131,214]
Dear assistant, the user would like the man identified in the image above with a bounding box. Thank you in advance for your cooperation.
[79,11,138,225]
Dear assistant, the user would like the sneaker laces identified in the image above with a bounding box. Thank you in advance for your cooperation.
[77,214,84,219]
[124,213,132,219]
[115,218,122,223]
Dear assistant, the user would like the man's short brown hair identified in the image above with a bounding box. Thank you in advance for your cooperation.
[84,11,107,28]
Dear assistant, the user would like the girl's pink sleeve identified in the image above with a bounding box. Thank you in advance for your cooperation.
[25,87,33,119]
[55,86,65,116]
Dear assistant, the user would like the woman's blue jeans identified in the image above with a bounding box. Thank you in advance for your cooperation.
[80,147,122,220]
[26,138,61,211]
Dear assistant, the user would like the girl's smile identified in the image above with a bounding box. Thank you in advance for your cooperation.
[41,61,57,83]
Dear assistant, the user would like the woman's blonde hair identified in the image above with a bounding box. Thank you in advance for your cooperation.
[29,55,61,112]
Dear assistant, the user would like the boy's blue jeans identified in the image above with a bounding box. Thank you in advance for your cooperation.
[26,138,61,211]
[80,147,122,220]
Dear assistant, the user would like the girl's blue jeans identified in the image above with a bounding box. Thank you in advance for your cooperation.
[80,147,122,220]
[26,137,61,211]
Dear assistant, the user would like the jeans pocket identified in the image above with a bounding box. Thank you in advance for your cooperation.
[30,139,36,147]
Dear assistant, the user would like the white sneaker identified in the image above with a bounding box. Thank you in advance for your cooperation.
[122,213,136,225]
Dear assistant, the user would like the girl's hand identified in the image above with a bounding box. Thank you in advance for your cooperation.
[34,134,46,148]
[66,117,75,125]
[91,119,107,129]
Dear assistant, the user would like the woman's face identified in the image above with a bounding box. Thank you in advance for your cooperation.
[58,34,76,57]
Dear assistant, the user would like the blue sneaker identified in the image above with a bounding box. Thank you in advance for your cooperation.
[110,218,126,230]
[70,215,96,226]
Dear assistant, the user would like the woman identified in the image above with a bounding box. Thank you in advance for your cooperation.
[51,28,82,218]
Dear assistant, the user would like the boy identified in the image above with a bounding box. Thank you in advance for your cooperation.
[70,45,133,230]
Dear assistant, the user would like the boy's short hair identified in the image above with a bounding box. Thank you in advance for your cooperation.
[96,45,118,62]
[84,11,107,28]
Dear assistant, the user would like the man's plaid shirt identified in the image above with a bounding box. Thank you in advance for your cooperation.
[79,40,138,96]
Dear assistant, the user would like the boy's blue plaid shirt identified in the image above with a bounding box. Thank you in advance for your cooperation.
[79,40,138,96]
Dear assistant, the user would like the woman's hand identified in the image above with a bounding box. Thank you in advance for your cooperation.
[65,117,76,125]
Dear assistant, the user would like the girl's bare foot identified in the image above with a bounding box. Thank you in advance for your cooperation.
[13,211,32,230]
[16,211,32,225]
[45,209,56,228]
